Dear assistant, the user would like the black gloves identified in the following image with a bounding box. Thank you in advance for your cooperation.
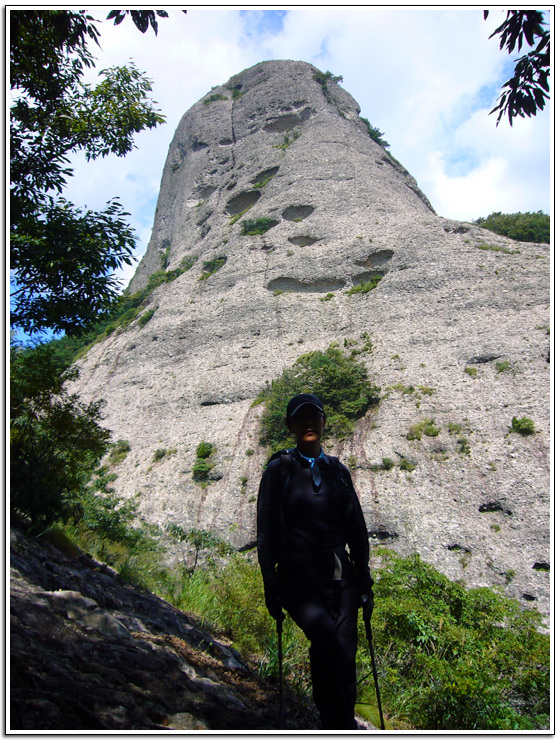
[360,588,374,622]
[264,581,284,622]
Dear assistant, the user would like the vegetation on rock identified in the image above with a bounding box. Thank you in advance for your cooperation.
[256,342,379,452]
[472,211,549,243]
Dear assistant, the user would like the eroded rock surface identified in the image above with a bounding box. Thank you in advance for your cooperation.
[70,60,550,616]
[10,528,320,730]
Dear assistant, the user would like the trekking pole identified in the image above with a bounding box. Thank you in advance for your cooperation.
[361,599,385,730]
[276,615,285,729]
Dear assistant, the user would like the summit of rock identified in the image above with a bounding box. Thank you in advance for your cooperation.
[71,60,550,616]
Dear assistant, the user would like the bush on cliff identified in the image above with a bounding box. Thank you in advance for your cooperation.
[255,342,379,452]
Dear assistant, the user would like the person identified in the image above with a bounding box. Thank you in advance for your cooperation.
[257,393,374,730]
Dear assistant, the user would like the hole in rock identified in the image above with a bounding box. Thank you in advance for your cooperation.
[251,166,280,185]
[447,544,471,554]
[267,277,345,294]
[282,205,314,221]
[264,108,312,132]
[192,140,209,152]
[369,528,398,541]
[355,250,394,268]
[226,190,261,216]
[288,236,320,247]
[532,562,550,571]
[219,138,234,146]
[351,270,385,287]
[522,593,537,601]
[479,501,512,515]
[196,186,216,200]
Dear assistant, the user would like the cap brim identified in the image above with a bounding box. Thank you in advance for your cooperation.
[288,402,324,417]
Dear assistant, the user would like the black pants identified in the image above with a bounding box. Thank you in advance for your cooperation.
[283,555,359,730]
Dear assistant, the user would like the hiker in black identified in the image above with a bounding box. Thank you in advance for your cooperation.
[257,393,373,730]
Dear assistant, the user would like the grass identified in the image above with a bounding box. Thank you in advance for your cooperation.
[51,513,549,732]
[475,243,520,255]
[347,274,383,296]
[240,218,278,236]
[199,255,227,280]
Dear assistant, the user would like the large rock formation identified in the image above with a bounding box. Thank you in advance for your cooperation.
[71,61,550,615]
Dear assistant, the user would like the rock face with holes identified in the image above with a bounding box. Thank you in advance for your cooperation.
[71,61,550,617]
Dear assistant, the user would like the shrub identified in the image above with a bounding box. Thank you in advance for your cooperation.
[137,307,157,327]
[256,343,379,452]
[511,416,535,436]
[359,117,390,148]
[407,419,440,440]
[192,458,214,482]
[465,367,477,377]
[199,255,227,280]
[196,441,214,459]
[399,456,416,472]
[204,93,227,105]
[496,360,512,373]
[108,439,131,465]
[361,549,550,730]
[240,218,278,235]
[10,342,111,528]
[472,211,550,244]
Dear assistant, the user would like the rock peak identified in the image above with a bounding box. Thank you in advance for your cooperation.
[72,61,550,617]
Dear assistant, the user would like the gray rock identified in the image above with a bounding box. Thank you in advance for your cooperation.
[70,60,550,617]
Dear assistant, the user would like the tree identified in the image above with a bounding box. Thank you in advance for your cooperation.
[10,342,111,527]
[472,211,550,244]
[10,10,177,336]
[485,10,550,126]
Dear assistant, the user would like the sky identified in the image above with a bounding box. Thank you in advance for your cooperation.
[38,7,555,290]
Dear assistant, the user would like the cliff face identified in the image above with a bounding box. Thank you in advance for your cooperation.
[71,61,550,614]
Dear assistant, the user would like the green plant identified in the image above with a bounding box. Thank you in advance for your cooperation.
[491,524,501,532]
[274,131,300,151]
[475,243,520,255]
[398,456,417,472]
[347,274,383,296]
[192,458,214,482]
[510,416,535,435]
[203,93,227,105]
[496,360,512,373]
[137,307,157,327]
[465,367,478,377]
[359,116,390,148]
[319,293,335,302]
[199,255,227,280]
[472,211,549,244]
[196,441,214,459]
[312,69,343,104]
[448,422,463,435]
[240,218,277,235]
[407,419,440,440]
[255,343,379,452]
[10,342,111,528]
[108,439,131,465]
[457,438,471,456]
[245,448,254,457]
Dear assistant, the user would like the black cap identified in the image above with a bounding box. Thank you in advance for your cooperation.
[286,393,325,418]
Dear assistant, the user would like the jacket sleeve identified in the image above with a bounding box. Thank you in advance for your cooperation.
[256,460,283,589]
[339,463,373,591]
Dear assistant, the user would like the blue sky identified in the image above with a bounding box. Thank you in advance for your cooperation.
[54,7,552,290]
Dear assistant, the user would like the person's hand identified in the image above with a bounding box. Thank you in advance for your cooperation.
[360,589,374,622]
[265,583,284,622]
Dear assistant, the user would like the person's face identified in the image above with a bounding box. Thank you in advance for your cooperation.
[287,405,325,447]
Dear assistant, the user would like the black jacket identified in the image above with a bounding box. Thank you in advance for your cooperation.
[257,450,372,594]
